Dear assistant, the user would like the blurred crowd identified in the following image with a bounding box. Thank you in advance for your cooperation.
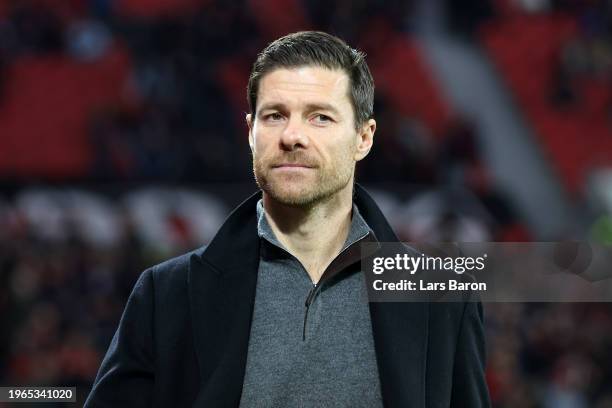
[0,0,416,182]
[487,303,612,408]
[554,0,612,108]
[1,0,611,407]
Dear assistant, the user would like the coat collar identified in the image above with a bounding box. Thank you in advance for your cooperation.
[188,184,428,407]
[198,183,400,273]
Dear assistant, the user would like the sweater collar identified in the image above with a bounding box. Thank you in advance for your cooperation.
[255,199,374,255]
[198,183,399,274]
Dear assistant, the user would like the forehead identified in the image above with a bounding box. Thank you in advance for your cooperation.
[257,66,351,110]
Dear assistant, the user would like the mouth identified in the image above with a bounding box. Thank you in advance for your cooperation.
[272,164,316,169]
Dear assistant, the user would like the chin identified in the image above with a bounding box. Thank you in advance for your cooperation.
[255,169,352,208]
[266,185,321,207]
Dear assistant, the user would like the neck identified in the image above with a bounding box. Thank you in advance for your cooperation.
[262,183,354,283]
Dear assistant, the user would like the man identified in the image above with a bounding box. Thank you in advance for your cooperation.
[85,31,490,407]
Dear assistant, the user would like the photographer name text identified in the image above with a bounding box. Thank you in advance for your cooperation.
[372,279,487,291]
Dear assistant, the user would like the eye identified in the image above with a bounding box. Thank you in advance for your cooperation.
[312,114,332,124]
[264,112,284,121]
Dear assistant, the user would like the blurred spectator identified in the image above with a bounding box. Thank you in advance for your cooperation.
[66,19,112,61]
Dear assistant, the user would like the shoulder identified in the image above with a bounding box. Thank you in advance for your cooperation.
[150,245,206,273]
[146,245,208,289]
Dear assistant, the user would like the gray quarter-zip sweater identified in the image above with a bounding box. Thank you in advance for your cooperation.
[239,200,383,407]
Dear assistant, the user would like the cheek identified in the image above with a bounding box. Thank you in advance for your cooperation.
[252,129,273,154]
[322,141,356,167]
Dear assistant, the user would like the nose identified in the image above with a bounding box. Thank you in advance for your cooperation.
[280,117,308,151]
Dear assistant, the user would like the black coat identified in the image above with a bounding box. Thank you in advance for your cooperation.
[84,185,490,407]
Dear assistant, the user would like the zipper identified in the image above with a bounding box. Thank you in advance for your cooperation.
[301,231,373,341]
[303,283,318,341]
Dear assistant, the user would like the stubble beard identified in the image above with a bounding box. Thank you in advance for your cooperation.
[252,152,354,208]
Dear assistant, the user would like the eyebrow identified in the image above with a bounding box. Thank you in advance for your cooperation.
[258,102,341,116]
[304,103,341,116]
[257,103,286,114]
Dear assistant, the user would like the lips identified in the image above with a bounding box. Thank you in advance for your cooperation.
[272,163,315,168]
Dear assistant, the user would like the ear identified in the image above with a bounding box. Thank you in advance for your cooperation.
[354,119,376,161]
[246,113,254,152]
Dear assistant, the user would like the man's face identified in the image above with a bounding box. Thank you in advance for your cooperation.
[247,66,374,207]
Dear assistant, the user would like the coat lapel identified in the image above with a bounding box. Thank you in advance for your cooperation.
[188,191,262,406]
[355,185,429,407]
[187,185,428,407]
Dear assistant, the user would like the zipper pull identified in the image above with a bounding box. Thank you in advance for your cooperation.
[303,283,318,341]
[305,283,318,307]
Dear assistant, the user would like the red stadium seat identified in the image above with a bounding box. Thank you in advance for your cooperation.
[368,35,451,138]
[480,12,611,196]
[0,46,133,179]
[114,0,205,19]
[247,0,310,41]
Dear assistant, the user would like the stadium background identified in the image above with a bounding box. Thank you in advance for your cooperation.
[0,0,611,406]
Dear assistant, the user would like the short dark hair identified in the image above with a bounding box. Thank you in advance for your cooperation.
[247,31,375,130]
